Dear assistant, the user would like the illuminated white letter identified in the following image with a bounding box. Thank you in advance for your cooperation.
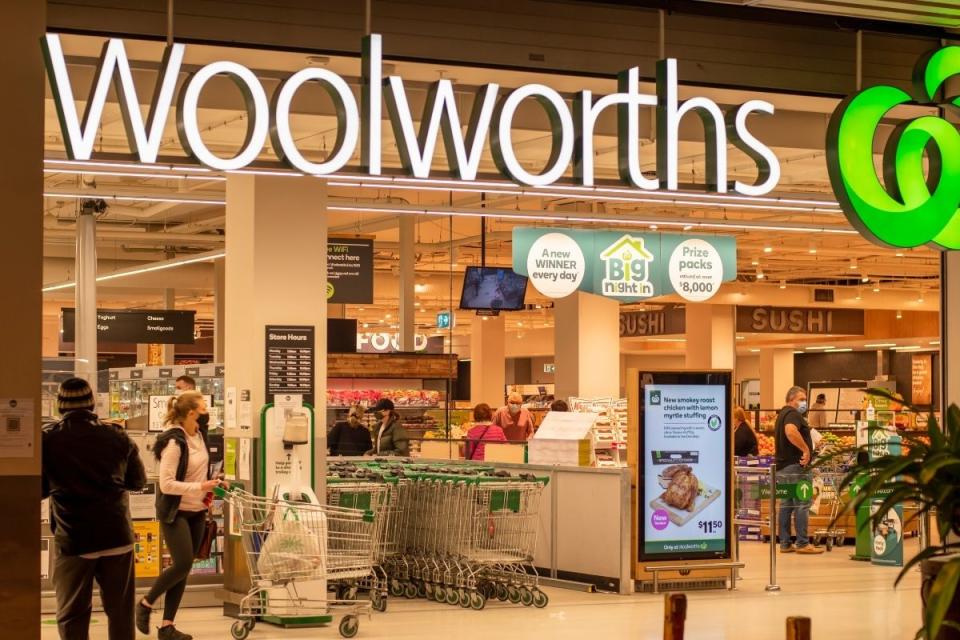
[385,78,498,180]
[656,59,727,192]
[574,89,631,187]
[42,34,184,162]
[271,68,359,175]
[491,84,574,187]
[729,100,780,196]
[616,67,659,190]
[361,34,382,175]
[176,61,269,171]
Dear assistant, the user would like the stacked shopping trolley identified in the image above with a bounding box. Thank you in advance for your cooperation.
[327,461,550,611]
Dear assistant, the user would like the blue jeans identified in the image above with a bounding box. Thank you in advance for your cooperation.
[778,464,811,549]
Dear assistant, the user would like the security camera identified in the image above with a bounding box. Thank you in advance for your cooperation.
[80,198,108,215]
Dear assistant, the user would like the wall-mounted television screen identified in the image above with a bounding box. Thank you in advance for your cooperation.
[459,267,528,311]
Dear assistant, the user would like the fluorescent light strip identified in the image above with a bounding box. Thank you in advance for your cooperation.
[825,348,853,352]
[327,204,858,235]
[42,250,225,292]
[804,345,835,350]
[930,340,941,345]
[42,159,842,209]
[44,168,225,182]
[44,159,212,173]
[647,338,687,343]
[893,345,923,351]
[43,192,226,206]
[864,343,897,348]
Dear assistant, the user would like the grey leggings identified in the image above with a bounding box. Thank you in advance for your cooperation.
[145,510,205,621]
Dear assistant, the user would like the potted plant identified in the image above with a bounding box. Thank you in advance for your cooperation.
[828,389,960,639]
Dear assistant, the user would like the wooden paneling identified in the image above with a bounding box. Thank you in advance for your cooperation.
[327,352,457,379]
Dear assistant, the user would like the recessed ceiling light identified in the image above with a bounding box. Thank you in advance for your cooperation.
[861,275,870,283]
[763,246,773,253]
[808,244,817,254]
[849,258,857,269]
[895,250,905,257]
[749,348,760,353]
[779,280,786,289]
[751,257,760,266]
[873,284,880,292]
[896,310,902,319]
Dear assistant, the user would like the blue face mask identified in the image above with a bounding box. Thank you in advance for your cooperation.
[797,401,808,415]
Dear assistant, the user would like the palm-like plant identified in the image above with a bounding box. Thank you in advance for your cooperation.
[826,389,960,639]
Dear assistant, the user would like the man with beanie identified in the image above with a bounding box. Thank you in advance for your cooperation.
[42,378,147,640]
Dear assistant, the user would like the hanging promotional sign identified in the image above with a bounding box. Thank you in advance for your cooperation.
[512,228,735,302]
[827,47,960,250]
[327,238,374,304]
[42,33,779,195]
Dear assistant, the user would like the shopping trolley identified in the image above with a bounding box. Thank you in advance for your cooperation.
[810,448,850,551]
[217,487,375,639]
[325,478,394,612]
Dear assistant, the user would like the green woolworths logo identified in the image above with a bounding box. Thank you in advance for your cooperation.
[827,47,960,250]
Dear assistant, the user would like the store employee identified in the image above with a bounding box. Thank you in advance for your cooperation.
[493,392,535,442]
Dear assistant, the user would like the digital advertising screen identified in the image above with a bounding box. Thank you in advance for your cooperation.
[459,267,528,310]
[639,372,732,561]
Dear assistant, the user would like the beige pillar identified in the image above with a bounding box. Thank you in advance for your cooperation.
[224,175,328,492]
[685,304,736,370]
[214,259,225,362]
[554,292,620,401]
[0,1,44,637]
[470,315,506,406]
[161,288,176,365]
[398,217,416,352]
[760,348,795,410]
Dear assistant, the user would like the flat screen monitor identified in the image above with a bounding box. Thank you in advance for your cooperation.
[327,318,357,353]
[459,267,528,311]
[638,371,732,562]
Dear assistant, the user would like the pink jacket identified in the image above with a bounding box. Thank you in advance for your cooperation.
[465,422,507,461]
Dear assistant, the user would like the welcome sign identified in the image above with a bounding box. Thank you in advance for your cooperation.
[512,228,735,303]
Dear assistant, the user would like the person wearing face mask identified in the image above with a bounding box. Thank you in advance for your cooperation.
[493,392,535,442]
[138,392,223,639]
[365,398,409,457]
[774,386,822,555]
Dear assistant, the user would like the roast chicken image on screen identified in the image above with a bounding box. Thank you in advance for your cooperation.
[660,464,699,511]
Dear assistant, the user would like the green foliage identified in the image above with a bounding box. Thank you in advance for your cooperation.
[822,388,960,639]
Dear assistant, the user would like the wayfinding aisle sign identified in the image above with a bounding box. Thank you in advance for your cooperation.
[513,228,735,303]
[62,308,195,344]
[640,372,731,560]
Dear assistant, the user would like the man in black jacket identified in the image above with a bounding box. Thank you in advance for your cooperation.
[42,377,147,640]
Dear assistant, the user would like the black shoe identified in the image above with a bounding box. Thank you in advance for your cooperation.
[136,602,152,635]
[158,626,193,640]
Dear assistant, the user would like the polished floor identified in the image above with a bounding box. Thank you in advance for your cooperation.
[42,540,923,639]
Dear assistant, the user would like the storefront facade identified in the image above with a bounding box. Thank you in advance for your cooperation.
[5,1,960,637]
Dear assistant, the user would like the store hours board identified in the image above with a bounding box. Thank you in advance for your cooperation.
[639,371,732,561]
[265,326,315,405]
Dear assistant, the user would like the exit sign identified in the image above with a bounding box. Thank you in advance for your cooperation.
[437,311,453,329]
[544,363,556,373]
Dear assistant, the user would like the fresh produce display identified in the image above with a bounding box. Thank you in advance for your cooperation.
[327,388,441,408]
[757,433,775,456]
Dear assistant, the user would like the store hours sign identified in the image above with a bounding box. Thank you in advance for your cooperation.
[513,228,735,302]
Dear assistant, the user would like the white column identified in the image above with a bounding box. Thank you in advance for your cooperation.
[398,216,416,351]
[224,175,328,495]
[554,292,620,401]
[74,211,98,393]
[760,348,795,411]
[685,304,735,371]
[470,315,506,405]
[214,259,225,363]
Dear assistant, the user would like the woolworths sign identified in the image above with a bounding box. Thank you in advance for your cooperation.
[42,33,780,194]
